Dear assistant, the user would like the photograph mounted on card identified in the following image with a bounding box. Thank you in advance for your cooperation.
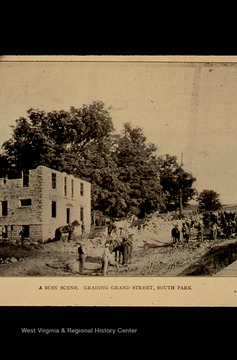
[0,55,237,306]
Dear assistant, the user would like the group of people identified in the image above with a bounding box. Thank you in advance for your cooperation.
[171,210,237,246]
[77,241,119,276]
[171,221,204,246]
[77,219,124,276]
[202,211,237,239]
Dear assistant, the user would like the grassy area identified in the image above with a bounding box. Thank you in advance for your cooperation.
[0,242,38,259]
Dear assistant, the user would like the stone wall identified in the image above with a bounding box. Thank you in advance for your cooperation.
[0,168,43,242]
[0,165,91,243]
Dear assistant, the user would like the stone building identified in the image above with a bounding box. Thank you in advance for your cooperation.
[0,165,91,243]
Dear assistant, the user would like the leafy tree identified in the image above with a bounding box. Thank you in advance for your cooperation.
[0,101,114,176]
[197,189,222,212]
[115,122,165,217]
[79,137,130,217]
[157,154,197,211]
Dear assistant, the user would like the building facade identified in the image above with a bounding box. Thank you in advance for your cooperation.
[0,165,91,243]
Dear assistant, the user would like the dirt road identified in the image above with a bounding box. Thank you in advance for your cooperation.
[0,241,81,277]
[0,232,234,277]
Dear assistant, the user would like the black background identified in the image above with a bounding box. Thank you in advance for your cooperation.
[0,305,236,350]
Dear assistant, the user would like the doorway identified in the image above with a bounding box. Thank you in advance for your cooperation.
[66,208,71,224]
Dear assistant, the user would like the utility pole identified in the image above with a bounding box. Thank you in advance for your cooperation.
[178,152,183,219]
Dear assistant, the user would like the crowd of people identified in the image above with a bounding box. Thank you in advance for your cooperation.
[171,210,237,246]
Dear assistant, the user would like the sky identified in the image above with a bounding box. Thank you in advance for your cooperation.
[1,56,237,205]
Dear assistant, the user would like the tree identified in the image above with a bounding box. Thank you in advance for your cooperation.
[0,101,114,176]
[197,189,222,212]
[157,154,197,213]
[115,122,165,217]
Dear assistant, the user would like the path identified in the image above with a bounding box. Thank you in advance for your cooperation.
[214,259,237,276]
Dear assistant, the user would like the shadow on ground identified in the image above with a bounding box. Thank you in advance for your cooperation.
[179,240,237,276]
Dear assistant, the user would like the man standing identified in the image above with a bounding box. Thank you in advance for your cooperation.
[182,222,190,244]
[78,242,86,274]
[210,222,218,241]
[101,243,119,276]
[19,227,25,246]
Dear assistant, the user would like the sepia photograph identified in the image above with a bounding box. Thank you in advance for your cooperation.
[1,55,237,306]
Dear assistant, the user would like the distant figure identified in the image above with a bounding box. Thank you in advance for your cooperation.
[210,222,218,241]
[225,221,233,240]
[197,222,204,242]
[1,226,6,239]
[108,219,117,237]
[78,243,86,274]
[171,224,180,246]
[19,227,26,246]
[182,222,190,244]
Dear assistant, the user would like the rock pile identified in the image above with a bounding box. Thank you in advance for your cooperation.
[86,213,184,251]
[0,256,20,264]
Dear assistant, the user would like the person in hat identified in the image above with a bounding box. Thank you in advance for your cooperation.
[101,242,118,276]
[78,242,86,274]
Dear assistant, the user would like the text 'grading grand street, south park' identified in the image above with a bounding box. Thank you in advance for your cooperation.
[40,285,192,290]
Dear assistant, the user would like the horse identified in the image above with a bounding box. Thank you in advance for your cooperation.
[108,234,133,265]
[105,238,122,263]
[108,214,137,235]
[54,220,80,241]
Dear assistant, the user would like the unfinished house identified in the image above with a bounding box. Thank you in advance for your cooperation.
[0,165,91,243]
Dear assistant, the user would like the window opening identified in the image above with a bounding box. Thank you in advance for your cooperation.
[1,225,7,238]
[52,173,56,189]
[80,206,84,222]
[80,183,84,196]
[23,170,29,187]
[64,177,67,196]
[22,225,30,238]
[66,208,70,224]
[2,201,8,216]
[52,201,57,218]
[20,199,32,206]
[71,179,74,198]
